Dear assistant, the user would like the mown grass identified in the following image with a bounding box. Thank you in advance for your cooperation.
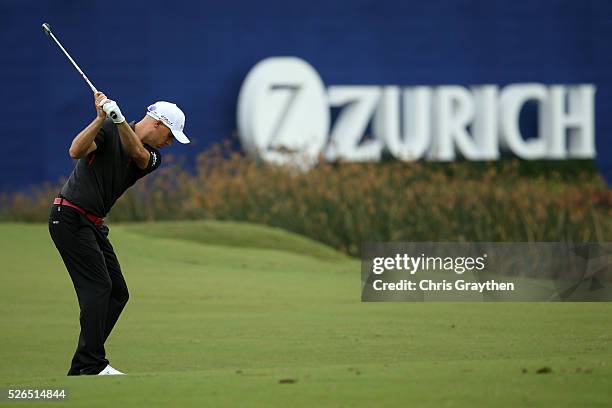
[1,221,610,407]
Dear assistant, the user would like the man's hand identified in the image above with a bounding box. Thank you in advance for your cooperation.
[100,98,125,124]
[94,92,107,120]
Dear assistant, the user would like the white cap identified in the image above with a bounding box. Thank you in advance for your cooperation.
[146,101,190,144]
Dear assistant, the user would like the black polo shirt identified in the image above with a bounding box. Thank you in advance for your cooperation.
[60,118,161,217]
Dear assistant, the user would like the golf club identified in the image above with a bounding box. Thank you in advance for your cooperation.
[42,22,118,120]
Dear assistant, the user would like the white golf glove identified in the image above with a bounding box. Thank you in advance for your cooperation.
[100,99,125,124]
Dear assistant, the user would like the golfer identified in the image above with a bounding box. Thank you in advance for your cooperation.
[48,92,189,375]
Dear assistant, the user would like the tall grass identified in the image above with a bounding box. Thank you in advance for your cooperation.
[1,145,610,256]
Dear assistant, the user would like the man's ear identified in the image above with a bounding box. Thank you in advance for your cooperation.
[153,121,161,128]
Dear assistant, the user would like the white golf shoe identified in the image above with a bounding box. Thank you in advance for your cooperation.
[97,364,126,375]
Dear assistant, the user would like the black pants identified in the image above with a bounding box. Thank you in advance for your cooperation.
[48,204,129,375]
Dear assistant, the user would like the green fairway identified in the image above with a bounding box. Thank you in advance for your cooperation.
[1,221,610,407]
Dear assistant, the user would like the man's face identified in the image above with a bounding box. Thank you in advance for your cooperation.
[151,122,174,149]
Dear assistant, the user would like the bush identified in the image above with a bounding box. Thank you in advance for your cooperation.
[1,145,610,257]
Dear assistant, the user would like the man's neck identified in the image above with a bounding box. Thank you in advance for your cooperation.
[133,121,146,143]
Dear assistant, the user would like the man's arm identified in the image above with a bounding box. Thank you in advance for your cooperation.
[68,92,107,159]
[116,122,150,170]
[99,97,150,170]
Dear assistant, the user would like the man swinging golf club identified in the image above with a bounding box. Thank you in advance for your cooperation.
[48,93,190,375]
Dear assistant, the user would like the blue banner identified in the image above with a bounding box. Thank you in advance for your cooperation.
[2,0,610,190]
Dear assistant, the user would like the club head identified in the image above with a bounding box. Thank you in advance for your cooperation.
[41,23,51,36]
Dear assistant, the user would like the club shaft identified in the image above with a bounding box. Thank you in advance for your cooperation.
[47,30,97,94]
